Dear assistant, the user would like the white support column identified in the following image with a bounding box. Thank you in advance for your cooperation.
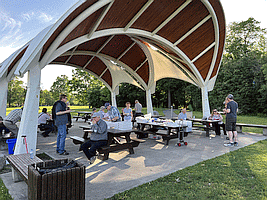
[201,86,210,119]
[0,77,8,118]
[14,64,41,155]
[111,85,119,107]
[146,89,153,114]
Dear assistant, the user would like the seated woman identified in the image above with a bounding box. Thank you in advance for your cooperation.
[123,102,133,121]
[208,109,226,135]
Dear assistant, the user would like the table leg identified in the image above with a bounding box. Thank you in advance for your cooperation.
[125,134,134,154]
[206,122,210,137]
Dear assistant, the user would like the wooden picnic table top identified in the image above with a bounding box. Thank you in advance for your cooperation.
[79,125,92,129]
[137,121,187,128]
[190,118,221,123]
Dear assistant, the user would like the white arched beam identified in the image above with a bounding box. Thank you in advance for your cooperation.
[14,64,41,155]
[49,28,206,88]
[0,77,8,118]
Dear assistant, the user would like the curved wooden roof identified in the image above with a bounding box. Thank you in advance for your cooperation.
[0,0,225,92]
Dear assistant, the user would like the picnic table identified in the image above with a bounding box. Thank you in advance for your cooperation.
[191,118,221,137]
[73,111,92,122]
[135,121,187,145]
[70,126,141,160]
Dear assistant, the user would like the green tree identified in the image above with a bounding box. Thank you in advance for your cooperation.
[69,69,109,107]
[7,77,26,107]
[50,75,70,101]
[117,83,145,107]
[210,17,267,114]
[39,89,54,106]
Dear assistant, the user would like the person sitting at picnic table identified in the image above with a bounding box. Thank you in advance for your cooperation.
[38,108,53,137]
[123,102,133,121]
[208,109,226,135]
[3,107,23,137]
[178,108,187,121]
[92,107,97,112]
[0,116,10,135]
[105,102,121,122]
[81,112,108,164]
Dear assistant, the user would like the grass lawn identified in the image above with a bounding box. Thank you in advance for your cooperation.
[109,139,267,199]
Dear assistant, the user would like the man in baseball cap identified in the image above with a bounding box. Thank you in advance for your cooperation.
[224,94,238,147]
[105,102,121,122]
[81,111,108,164]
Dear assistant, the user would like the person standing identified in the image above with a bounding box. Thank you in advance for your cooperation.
[81,112,108,164]
[98,106,106,119]
[123,102,133,121]
[105,103,121,122]
[52,94,72,155]
[38,108,52,137]
[3,107,23,137]
[134,100,142,116]
[224,94,238,147]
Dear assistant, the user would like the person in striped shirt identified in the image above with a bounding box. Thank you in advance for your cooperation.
[3,107,23,136]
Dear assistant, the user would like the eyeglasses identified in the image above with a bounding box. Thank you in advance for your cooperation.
[213,110,217,113]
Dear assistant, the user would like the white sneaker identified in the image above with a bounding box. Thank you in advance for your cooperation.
[224,143,234,147]
[90,156,96,164]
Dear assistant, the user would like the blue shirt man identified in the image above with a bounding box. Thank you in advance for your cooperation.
[52,94,73,155]
[105,102,121,122]
[178,108,187,120]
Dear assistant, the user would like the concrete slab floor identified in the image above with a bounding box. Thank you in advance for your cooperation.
[1,119,266,200]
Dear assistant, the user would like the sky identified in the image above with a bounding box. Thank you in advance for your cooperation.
[0,0,267,90]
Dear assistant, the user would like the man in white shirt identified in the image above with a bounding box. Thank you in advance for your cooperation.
[38,108,52,137]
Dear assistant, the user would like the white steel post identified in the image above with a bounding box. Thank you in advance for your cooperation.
[0,77,8,118]
[201,86,210,119]
[146,89,153,114]
[14,64,41,155]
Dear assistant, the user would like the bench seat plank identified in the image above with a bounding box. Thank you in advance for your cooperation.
[6,153,43,183]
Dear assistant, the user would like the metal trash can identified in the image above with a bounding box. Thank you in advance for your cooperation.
[28,158,85,200]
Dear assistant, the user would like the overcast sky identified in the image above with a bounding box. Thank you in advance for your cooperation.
[1,0,267,90]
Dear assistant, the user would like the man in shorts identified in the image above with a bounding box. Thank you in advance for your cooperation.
[224,94,238,147]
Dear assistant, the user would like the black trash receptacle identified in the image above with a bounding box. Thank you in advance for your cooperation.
[28,158,85,200]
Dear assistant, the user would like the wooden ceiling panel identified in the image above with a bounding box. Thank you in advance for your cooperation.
[40,0,98,61]
[51,55,69,63]
[85,57,107,76]
[132,0,186,32]
[100,35,134,59]
[68,55,92,67]
[101,70,112,87]
[120,44,147,71]
[136,61,149,84]
[76,36,110,52]
[194,48,214,80]
[7,46,28,75]
[177,19,215,61]
[59,8,105,47]
[157,1,209,43]
[97,0,147,30]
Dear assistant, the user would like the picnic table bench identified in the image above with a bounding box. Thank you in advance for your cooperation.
[135,121,187,145]
[236,123,267,135]
[70,129,143,160]
[6,153,43,183]
[191,118,222,137]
